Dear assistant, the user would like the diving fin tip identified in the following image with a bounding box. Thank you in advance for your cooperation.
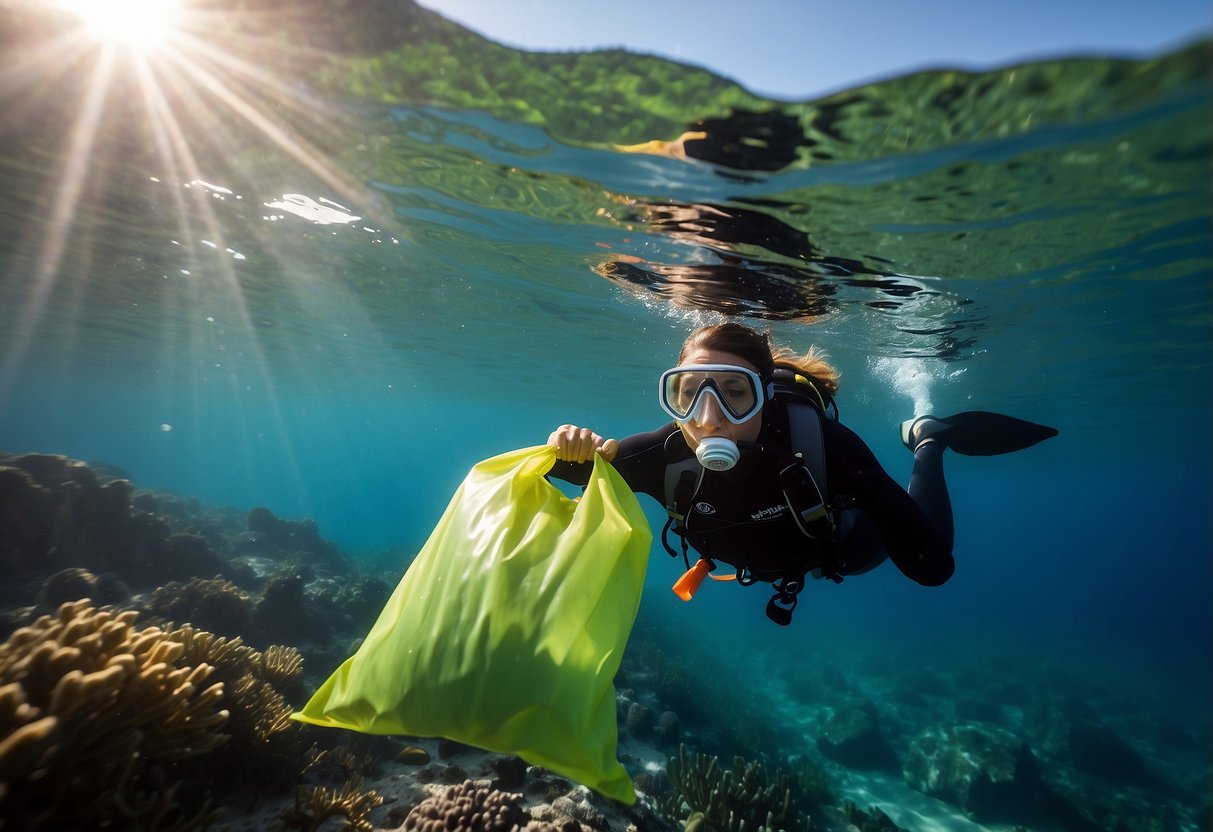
[938,411,1058,456]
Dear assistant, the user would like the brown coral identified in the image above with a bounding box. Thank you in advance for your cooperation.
[260,643,306,697]
[0,600,315,829]
[159,624,311,787]
[404,780,556,832]
[281,778,384,832]
[0,600,227,829]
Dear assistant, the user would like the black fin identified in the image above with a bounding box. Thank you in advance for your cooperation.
[937,411,1059,456]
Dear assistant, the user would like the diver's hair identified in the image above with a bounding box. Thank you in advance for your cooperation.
[679,323,840,396]
[771,344,840,397]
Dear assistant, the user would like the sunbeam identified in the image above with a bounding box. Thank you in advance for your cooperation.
[0,0,398,519]
[0,0,387,399]
[159,40,367,207]
[1,41,118,391]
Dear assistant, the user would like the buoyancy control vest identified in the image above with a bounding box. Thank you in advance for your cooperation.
[661,368,852,625]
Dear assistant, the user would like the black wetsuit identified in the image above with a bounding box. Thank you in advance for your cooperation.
[549,401,954,587]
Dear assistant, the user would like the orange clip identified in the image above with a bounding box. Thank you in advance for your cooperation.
[672,558,713,601]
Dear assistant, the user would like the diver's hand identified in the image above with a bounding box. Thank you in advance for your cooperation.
[548,425,619,463]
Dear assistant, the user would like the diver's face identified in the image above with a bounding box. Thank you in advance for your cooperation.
[677,347,764,450]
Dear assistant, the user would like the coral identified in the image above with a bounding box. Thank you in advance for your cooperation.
[662,745,804,832]
[656,709,681,738]
[0,597,316,831]
[549,787,609,830]
[0,453,233,592]
[164,625,312,788]
[0,600,227,829]
[624,701,654,737]
[281,778,384,832]
[229,671,297,742]
[260,643,306,698]
[403,781,556,832]
[146,577,253,638]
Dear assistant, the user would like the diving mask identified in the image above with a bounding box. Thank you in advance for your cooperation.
[658,364,770,425]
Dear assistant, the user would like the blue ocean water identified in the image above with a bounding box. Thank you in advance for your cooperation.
[0,6,1210,828]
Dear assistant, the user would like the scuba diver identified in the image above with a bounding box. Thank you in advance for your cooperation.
[547,323,1058,625]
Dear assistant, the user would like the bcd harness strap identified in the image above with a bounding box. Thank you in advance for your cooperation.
[662,371,845,626]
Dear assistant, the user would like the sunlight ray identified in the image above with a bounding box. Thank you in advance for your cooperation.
[1,44,119,395]
[158,42,376,215]
[2,0,388,438]
[176,31,347,128]
[0,31,94,100]
[129,49,316,511]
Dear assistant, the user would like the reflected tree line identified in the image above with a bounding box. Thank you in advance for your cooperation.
[601,108,979,359]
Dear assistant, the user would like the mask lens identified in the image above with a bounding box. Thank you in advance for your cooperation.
[669,372,709,417]
[660,365,763,423]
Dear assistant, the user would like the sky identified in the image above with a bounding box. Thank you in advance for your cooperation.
[415,0,1211,100]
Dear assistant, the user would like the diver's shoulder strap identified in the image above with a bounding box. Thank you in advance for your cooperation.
[770,368,831,534]
[783,395,827,500]
[771,372,847,591]
[661,434,703,567]
[663,459,702,523]
[777,410,832,542]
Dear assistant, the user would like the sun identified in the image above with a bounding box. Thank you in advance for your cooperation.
[56,0,185,54]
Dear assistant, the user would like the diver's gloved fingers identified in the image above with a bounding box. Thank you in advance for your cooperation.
[938,411,1059,456]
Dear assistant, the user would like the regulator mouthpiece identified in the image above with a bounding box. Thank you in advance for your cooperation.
[695,436,740,471]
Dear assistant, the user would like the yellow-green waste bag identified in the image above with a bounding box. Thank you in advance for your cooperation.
[292,445,651,804]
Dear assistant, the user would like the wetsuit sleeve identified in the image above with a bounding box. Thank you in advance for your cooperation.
[547,425,676,503]
[824,420,955,586]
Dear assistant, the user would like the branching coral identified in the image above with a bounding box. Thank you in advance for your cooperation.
[306,746,364,780]
[0,600,316,829]
[281,778,384,832]
[0,600,227,829]
[662,745,804,832]
[172,623,260,671]
[161,624,312,788]
[260,643,306,698]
